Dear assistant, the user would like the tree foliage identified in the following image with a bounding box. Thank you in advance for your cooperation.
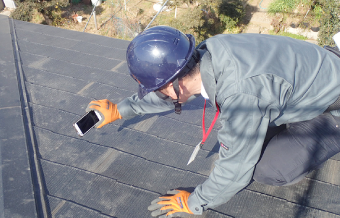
[11,0,36,21]
[11,0,69,25]
[162,0,245,45]
[218,0,244,31]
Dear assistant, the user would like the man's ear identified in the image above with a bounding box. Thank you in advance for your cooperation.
[160,82,173,89]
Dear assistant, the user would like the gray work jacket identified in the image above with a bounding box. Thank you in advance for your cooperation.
[117,34,340,214]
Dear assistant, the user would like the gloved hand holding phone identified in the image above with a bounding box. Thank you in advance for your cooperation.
[148,190,193,218]
[86,99,122,128]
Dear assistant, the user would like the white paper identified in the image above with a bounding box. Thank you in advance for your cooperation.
[333,32,340,50]
[187,141,203,165]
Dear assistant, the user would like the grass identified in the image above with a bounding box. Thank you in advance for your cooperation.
[268,0,300,14]
[269,30,308,40]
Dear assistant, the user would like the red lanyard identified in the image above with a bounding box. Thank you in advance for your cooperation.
[187,99,220,165]
[201,99,220,145]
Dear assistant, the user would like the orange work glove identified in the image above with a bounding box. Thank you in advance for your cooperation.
[86,99,122,128]
[148,190,193,218]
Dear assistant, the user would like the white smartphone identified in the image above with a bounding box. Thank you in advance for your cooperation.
[73,110,102,136]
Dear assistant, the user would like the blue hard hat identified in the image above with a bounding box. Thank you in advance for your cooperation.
[126,26,196,99]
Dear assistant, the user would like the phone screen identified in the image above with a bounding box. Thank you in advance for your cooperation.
[75,111,100,135]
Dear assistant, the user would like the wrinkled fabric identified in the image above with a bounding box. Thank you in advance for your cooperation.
[254,113,340,186]
[117,34,340,214]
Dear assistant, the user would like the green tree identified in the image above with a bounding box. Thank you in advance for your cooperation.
[159,0,245,45]
[11,0,69,25]
[218,0,245,31]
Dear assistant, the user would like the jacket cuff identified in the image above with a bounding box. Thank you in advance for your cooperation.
[188,193,204,215]
[117,98,138,120]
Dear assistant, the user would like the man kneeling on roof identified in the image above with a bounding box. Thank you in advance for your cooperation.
[86,26,340,217]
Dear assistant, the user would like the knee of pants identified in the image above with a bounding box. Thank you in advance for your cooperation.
[253,163,290,186]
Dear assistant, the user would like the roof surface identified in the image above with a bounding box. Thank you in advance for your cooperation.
[2,14,340,218]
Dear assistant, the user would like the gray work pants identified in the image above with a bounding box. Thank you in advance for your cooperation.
[253,113,340,186]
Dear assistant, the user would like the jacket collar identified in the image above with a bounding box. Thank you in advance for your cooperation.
[199,50,217,110]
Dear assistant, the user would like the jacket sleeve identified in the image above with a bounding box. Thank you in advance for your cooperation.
[188,93,271,214]
[117,92,175,119]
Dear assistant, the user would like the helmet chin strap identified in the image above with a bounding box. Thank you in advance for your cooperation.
[157,49,200,114]
[172,78,181,114]
[171,49,200,114]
